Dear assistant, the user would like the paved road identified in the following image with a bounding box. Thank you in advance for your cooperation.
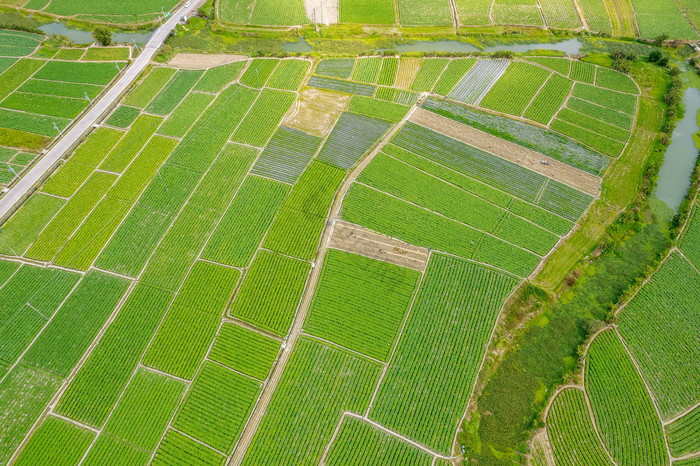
[0,0,204,223]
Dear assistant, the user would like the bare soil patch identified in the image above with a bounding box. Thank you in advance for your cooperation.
[304,0,338,24]
[329,220,429,271]
[410,108,602,197]
[283,88,350,138]
[167,53,247,69]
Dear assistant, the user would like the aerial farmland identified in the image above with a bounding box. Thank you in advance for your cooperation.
[0,0,697,465]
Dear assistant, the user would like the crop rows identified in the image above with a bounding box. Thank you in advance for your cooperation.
[537,179,593,221]
[523,73,573,124]
[306,249,420,361]
[262,160,346,260]
[209,323,280,380]
[55,284,174,427]
[173,361,261,453]
[202,176,289,267]
[572,83,637,115]
[480,61,551,116]
[557,108,629,141]
[315,58,355,79]
[540,0,582,28]
[348,95,409,123]
[358,153,558,254]
[492,2,544,26]
[377,57,398,86]
[239,58,279,88]
[0,107,69,136]
[433,59,477,95]
[231,88,296,147]
[570,60,596,84]
[14,416,94,465]
[124,67,177,108]
[631,0,698,39]
[1,92,88,119]
[449,59,510,105]
[526,56,571,75]
[0,194,66,255]
[585,330,669,466]
[251,126,322,183]
[422,97,610,175]
[82,435,149,465]
[106,105,141,128]
[18,79,102,99]
[341,184,540,276]
[99,114,162,173]
[145,69,203,116]
[229,249,310,336]
[316,112,392,169]
[617,253,700,419]
[383,144,575,234]
[679,204,700,267]
[195,61,247,93]
[152,429,224,465]
[143,262,240,379]
[666,405,700,457]
[157,91,215,138]
[411,58,449,92]
[308,75,376,96]
[567,97,634,129]
[578,0,612,33]
[241,337,382,465]
[395,57,421,89]
[398,0,453,26]
[546,388,613,465]
[326,416,433,465]
[266,59,310,90]
[374,86,420,105]
[595,67,638,94]
[99,368,186,453]
[353,57,382,83]
[550,118,626,157]
[370,254,518,454]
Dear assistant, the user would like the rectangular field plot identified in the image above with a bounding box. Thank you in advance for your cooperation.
[316,112,392,169]
[370,254,518,454]
[33,61,118,85]
[123,67,177,108]
[202,176,289,268]
[340,0,395,24]
[398,0,453,25]
[353,57,382,83]
[15,415,94,466]
[480,61,551,116]
[631,0,698,39]
[194,61,246,94]
[585,330,668,466]
[449,59,510,105]
[307,75,376,96]
[523,73,573,125]
[492,0,544,26]
[540,0,581,28]
[55,284,174,428]
[571,83,637,115]
[157,91,215,138]
[101,368,186,453]
[82,435,150,466]
[209,323,280,380]
[348,95,409,123]
[315,58,356,79]
[578,0,612,33]
[679,204,700,267]
[239,58,278,88]
[526,57,571,75]
[570,60,596,84]
[251,126,322,183]
[411,58,449,92]
[422,97,610,175]
[145,69,204,116]
[266,59,311,90]
[0,92,87,119]
[152,429,225,466]
[306,249,420,361]
[325,416,433,465]
[0,193,65,255]
[231,88,296,147]
[173,361,261,454]
[617,253,700,420]
[229,250,310,336]
[241,337,382,465]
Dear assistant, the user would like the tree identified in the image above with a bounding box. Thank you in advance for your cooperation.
[648,50,662,63]
[654,33,669,47]
[92,26,111,46]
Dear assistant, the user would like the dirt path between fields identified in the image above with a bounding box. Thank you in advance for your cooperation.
[168,53,247,69]
[329,220,429,271]
[410,108,602,196]
[228,107,416,466]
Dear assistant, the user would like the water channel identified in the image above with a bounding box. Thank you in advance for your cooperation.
[39,22,153,44]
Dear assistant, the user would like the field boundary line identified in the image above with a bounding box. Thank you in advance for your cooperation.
[355,181,546,258]
[377,151,569,237]
[365,250,428,416]
[171,426,228,457]
[380,147,576,226]
[301,333,387,366]
[612,250,673,318]
[48,412,100,433]
[221,317,284,342]
[672,0,700,37]
[676,248,700,276]
[228,103,416,466]
[663,400,700,426]
[613,326,673,463]
[205,358,265,384]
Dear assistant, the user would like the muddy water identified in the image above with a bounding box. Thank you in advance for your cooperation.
[655,82,700,212]
[39,22,152,44]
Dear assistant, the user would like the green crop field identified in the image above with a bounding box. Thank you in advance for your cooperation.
[0,48,681,466]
